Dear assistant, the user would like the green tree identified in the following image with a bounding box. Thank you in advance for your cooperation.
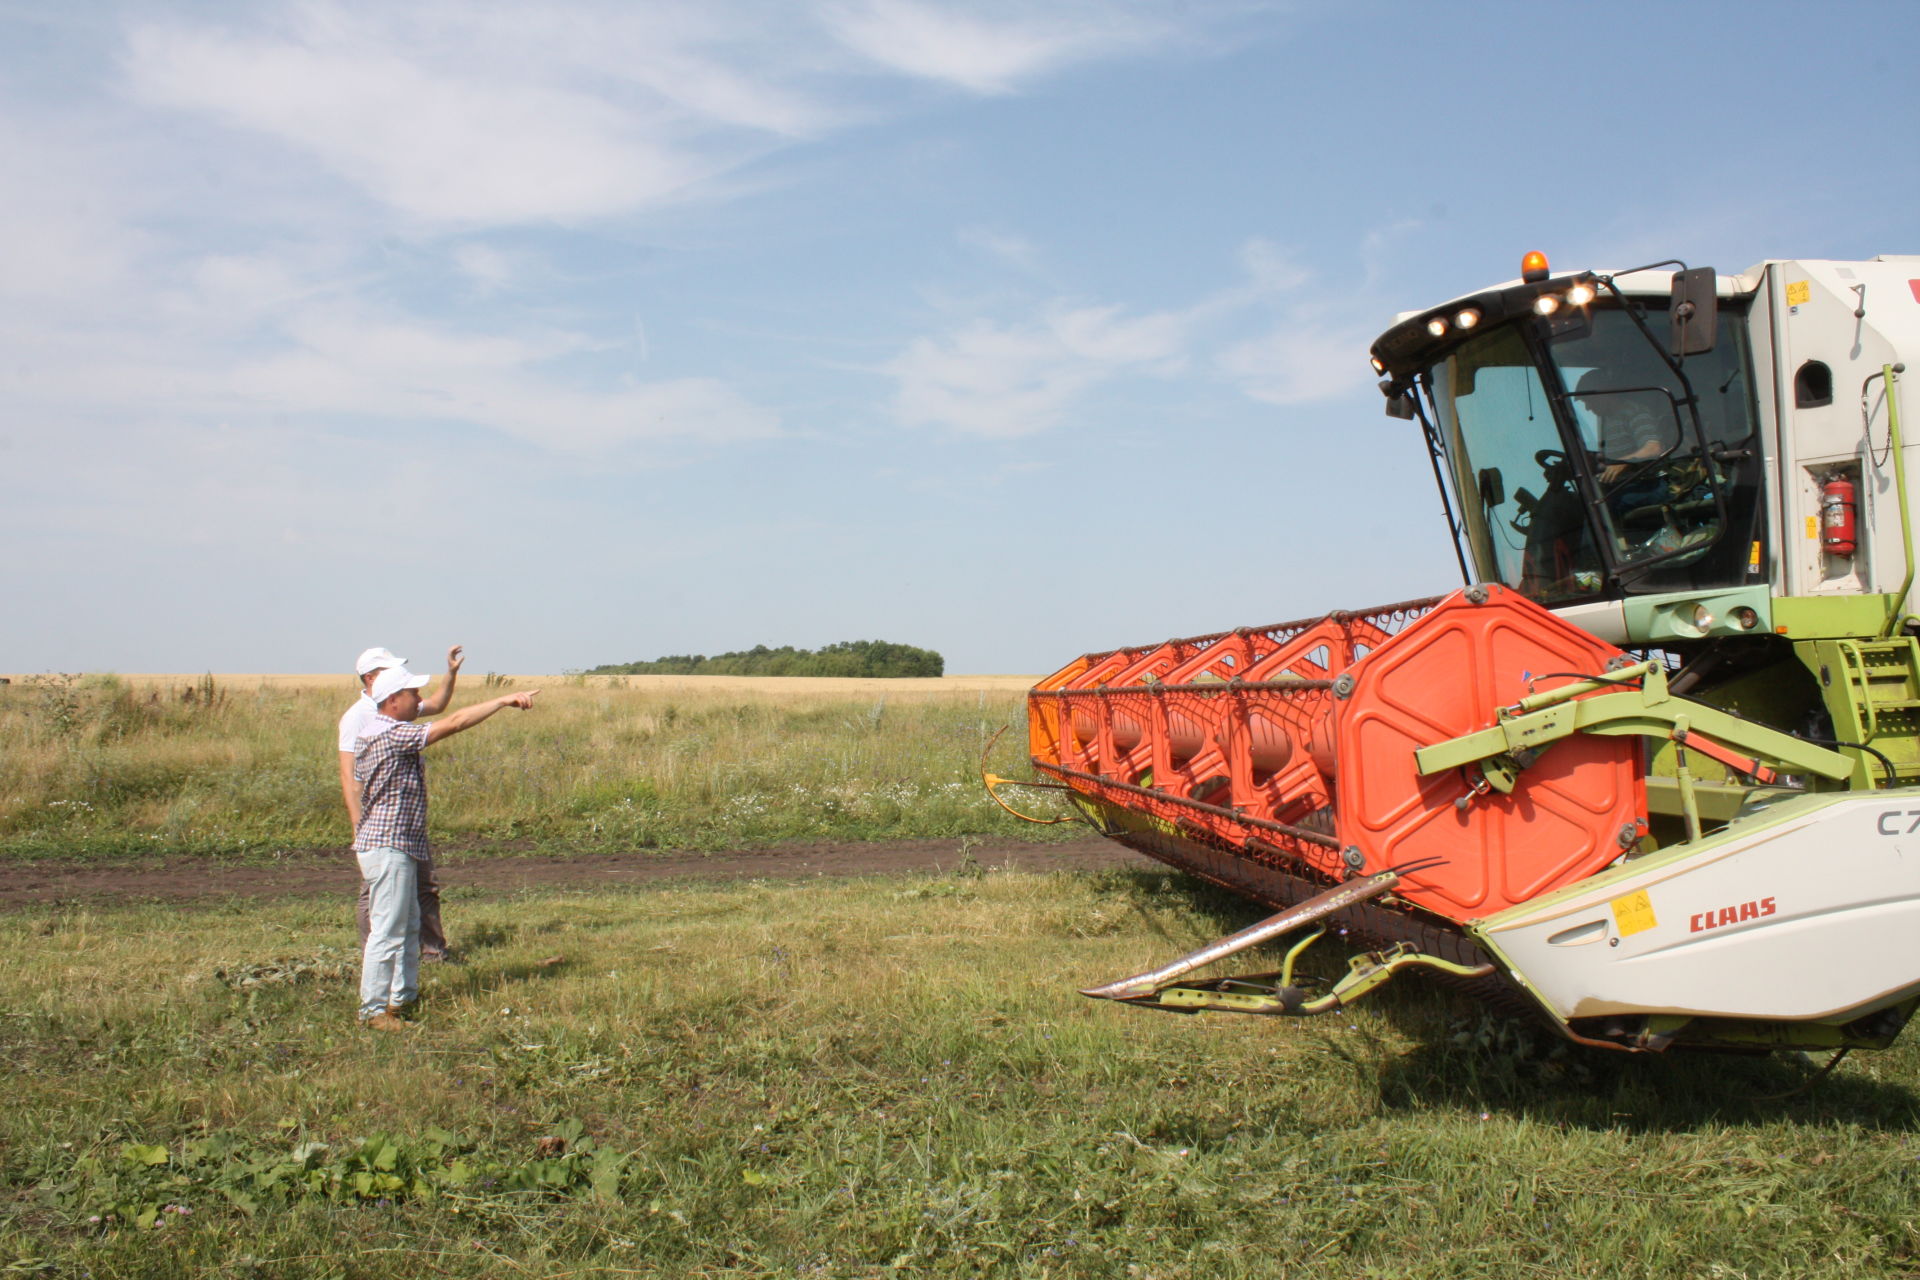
[589,640,944,678]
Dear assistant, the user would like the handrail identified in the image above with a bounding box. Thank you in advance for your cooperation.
[1877,363,1911,638]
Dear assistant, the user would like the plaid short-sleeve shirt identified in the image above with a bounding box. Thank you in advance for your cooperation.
[353,716,433,857]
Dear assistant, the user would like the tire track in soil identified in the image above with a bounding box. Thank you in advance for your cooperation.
[0,838,1156,910]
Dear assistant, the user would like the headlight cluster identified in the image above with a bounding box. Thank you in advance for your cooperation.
[1520,251,1597,317]
[1371,252,1602,377]
[1424,307,1483,339]
[1535,281,1597,316]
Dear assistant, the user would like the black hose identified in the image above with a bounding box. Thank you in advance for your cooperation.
[1800,735,1898,787]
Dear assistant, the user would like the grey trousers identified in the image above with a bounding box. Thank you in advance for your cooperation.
[357,852,446,959]
[357,847,419,1018]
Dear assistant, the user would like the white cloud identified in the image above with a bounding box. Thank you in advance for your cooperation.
[122,19,715,224]
[1216,325,1374,405]
[888,322,1100,438]
[1049,304,1187,367]
[885,232,1401,432]
[0,123,154,309]
[1213,243,1383,405]
[112,0,1220,230]
[3,3,1280,462]
[0,18,784,463]
[1236,237,1313,295]
[826,0,1164,94]
[220,310,782,451]
[958,225,1041,273]
[106,1,1264,229]
[451,244,520,296]
[1,254,779,456]
[1358,219,1422,288]
[886,301,1189,437]
[110,1,885,230]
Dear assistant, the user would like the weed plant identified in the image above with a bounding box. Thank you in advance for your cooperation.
[0,675,1072,859]
[4,869,1919,1277]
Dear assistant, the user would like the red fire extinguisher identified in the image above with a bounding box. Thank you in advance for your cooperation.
[1821,474,1857,557]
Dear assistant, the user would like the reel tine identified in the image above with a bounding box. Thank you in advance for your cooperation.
[979,725,1083,826]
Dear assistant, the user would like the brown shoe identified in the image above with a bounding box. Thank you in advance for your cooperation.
[362,1011,409,1032]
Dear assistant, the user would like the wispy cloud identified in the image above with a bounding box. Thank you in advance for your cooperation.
[245,302,781,450]
[121,15,722,224]
[1,220,779,456]
[1216,323,1375,406]
[958,225,1042,274]
[885,302,1191,437]
[884,234,1386,435]
[0,122,153,308]
[116,1,1238,227]
[451,243,522,296]
[4,1,1277,467]
[824,0,1168,94]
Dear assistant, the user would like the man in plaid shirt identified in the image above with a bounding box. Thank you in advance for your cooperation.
[339,644,464,962]
[353,666,539,1030]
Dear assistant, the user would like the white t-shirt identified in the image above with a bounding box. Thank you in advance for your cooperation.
[337,693,378,752]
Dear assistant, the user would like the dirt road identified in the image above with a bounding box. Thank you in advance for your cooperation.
[0,838,1155,910]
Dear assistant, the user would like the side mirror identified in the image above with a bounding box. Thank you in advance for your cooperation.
[1670,267,1718,357]
[1477,467,1505,508]
[1380,380,1416,419]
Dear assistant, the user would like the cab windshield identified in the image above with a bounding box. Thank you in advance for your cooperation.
[1424,303,1764,606]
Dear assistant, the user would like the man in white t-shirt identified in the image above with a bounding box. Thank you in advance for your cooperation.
[338,644,464,961]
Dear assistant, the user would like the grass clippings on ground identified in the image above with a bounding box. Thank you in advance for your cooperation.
[4,865,1919,1278]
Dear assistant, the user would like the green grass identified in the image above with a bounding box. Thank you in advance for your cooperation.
[5,867,1920,1277]
[0,674,1073,860]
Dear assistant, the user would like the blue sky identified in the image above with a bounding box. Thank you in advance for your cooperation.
[4,0,1917,675]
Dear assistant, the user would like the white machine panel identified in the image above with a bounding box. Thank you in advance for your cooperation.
[1767,258,1920,598]
[1481,794,1920,1022]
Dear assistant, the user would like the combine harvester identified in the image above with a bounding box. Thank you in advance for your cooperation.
[991,251,1920,1055]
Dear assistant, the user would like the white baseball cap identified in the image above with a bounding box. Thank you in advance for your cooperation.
[369,666,431,706]
[355,646,407,676]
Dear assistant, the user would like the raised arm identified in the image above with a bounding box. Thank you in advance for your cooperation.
[419,644,465,716]
[338,750,363,828]
[425,689,539,745]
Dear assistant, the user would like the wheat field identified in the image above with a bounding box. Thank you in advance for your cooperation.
[3,673,1040,695]
[0,672,1067,859]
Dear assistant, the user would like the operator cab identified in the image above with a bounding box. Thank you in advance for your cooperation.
[1371,256,1767,611]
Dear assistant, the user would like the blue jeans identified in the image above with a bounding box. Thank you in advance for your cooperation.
[357,847,420,1020]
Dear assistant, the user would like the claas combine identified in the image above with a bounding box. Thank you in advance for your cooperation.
[990,252,1920,1054]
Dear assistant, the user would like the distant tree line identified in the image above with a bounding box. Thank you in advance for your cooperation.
[589,640,945,678]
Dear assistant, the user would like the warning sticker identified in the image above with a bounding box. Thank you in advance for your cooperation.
[1611,890,1658,938]
[1786,280,1811,306]
[1806,515,1819,540]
